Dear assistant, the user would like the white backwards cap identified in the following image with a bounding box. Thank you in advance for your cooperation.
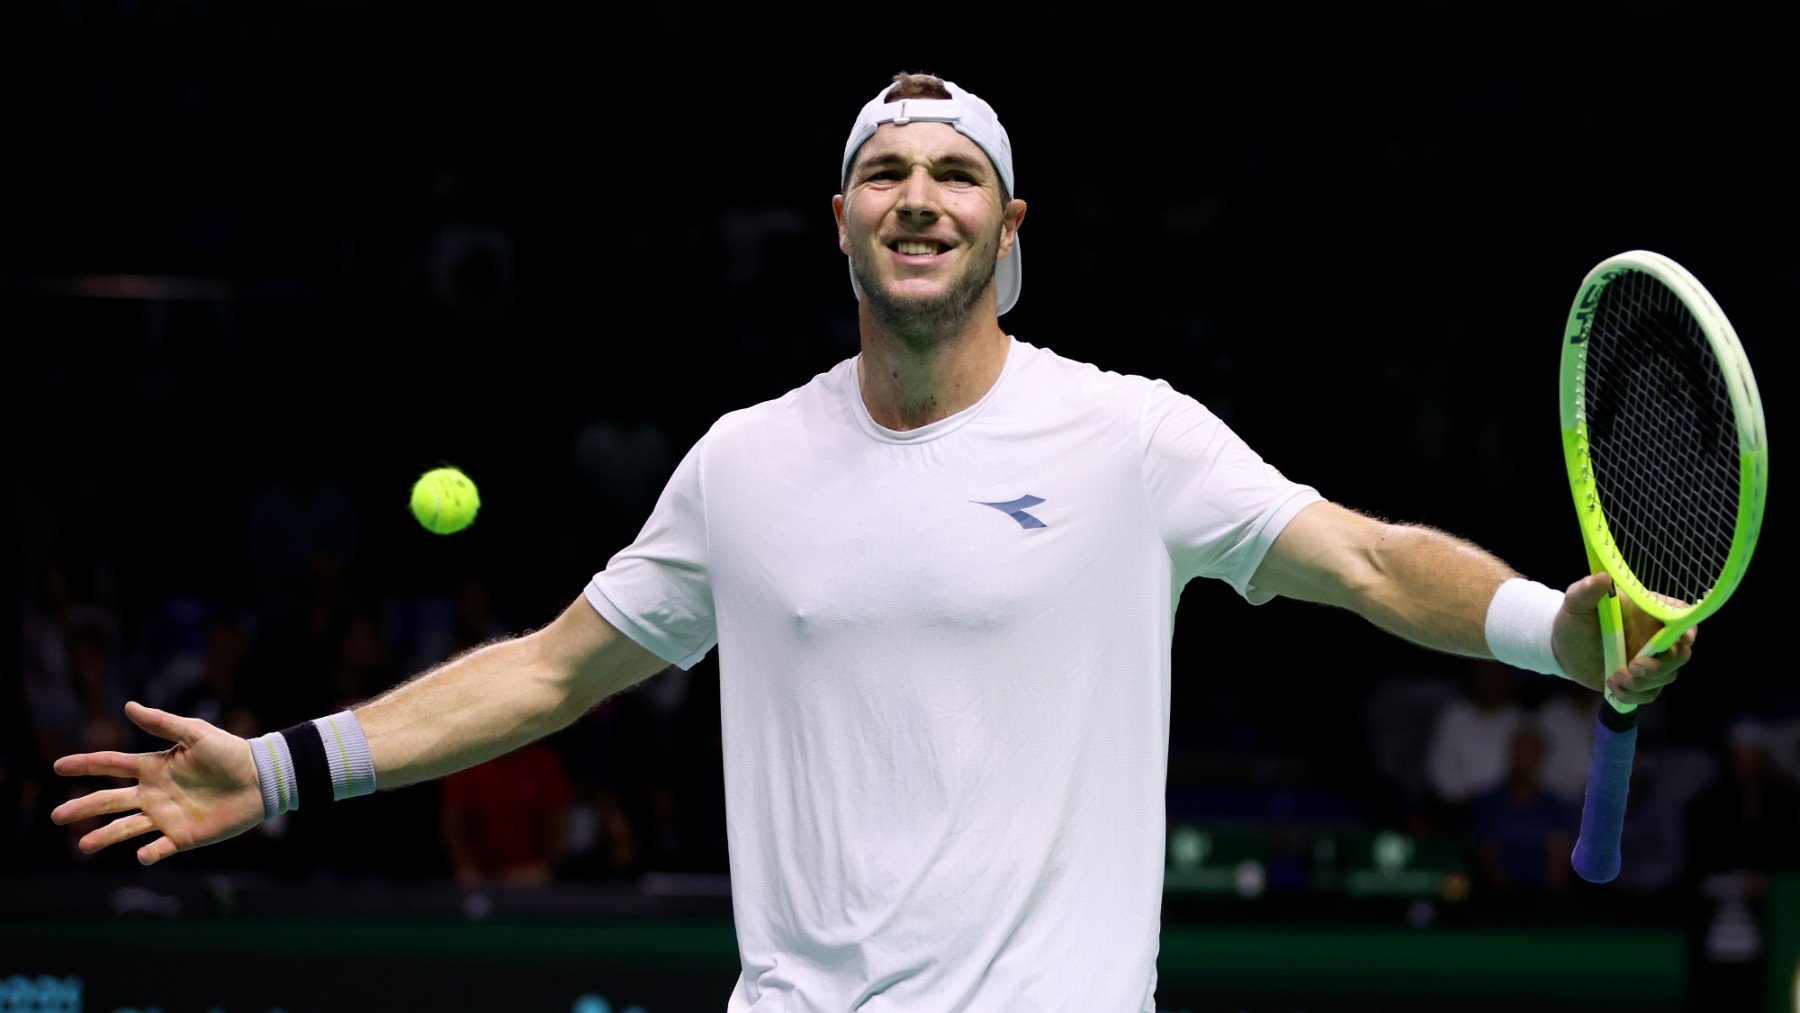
[841,78,1021,316]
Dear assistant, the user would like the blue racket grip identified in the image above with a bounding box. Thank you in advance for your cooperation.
[1571,704,1639,883]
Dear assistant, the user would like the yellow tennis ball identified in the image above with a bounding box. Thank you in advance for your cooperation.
[410,466,480,535]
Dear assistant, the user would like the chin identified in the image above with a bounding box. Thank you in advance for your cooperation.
[851,254,993,341]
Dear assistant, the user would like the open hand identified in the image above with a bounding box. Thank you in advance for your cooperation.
[1552,572,1696,705]
[52,701,265,866]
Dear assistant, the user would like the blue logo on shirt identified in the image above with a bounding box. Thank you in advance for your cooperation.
[975,495,1047,529]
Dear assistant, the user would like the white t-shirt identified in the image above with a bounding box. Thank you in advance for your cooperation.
[1532,692,1598,805]
[1425,700,1525,804]
[587,337,1321,1012]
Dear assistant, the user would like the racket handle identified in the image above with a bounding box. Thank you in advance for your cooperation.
[1571,703,1639,883]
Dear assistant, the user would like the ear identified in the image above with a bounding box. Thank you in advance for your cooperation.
[997,198,1027,260]
[832,194,850,255]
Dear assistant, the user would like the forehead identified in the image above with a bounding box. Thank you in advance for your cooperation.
[848,121,998,177]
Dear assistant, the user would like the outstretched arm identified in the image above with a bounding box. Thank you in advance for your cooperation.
[53,597,668,865]
[1249,501,1693,700]
[358,597,667,789]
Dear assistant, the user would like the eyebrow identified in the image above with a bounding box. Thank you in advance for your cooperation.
[853,151,992,177]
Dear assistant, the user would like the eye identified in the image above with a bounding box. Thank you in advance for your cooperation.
[941,171,977,187]
[865,170,901,183]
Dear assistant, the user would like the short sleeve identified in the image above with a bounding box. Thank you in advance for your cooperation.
[1139,379,1322,603]
[585,436,718,669]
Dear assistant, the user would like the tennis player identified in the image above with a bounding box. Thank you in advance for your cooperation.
[53,73,1695,1011]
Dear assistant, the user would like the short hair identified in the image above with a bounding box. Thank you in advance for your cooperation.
[882,72,953,103]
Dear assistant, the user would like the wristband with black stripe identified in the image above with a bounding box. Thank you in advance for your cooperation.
[248,711,378,819]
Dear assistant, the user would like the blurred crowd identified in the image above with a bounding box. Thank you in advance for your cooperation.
[1372,657,1800,901]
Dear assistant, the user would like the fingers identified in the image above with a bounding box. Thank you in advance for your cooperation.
[1608,654,1681,707]
[77,812,159,856]
[1561,572,1614,613]
[54,703,208,774]
[1606,620,1698,706]
[1667,630,1695,666]
[52,751,142,780]
[51,786,140,826]
[138,836,181,867]
[1608,674,1663,707]
[124,701,203,746]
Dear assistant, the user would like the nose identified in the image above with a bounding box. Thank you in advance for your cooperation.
[895,167,939,221]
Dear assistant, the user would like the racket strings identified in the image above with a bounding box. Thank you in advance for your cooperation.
[1582,270,1739,607]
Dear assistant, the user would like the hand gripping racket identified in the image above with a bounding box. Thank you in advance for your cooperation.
[1562,250,1769,883]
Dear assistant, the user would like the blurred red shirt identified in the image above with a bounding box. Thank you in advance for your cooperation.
[441,742,573,876]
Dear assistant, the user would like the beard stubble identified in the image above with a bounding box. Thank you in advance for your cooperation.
[849,222,1004,351]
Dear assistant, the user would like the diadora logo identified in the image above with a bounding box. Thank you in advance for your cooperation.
[975,495,1047,529]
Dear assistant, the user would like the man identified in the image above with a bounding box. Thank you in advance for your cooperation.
[53,73,1691,1011]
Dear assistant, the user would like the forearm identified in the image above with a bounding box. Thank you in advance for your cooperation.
[1260,502,1690,696]
[1257,502,1543,664]
[1351,523,1518,658]
[251,599,662,808]
[358,633,581,790]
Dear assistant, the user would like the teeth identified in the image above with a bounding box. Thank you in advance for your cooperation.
[896,241,940,256]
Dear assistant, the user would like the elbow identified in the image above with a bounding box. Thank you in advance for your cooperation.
[1339,521,1414,613]
[515,629,588,729]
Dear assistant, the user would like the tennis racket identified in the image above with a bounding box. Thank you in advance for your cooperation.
[1562,249,1769,884]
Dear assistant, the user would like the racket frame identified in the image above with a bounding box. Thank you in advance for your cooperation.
[1559,249,1769,690]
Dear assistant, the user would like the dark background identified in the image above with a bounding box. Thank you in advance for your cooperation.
[1,2,1794,1011]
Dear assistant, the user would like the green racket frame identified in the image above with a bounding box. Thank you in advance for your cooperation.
[1560,249,1769,697]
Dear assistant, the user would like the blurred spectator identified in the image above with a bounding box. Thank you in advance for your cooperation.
[21,557,131,764]
[393,574,507,675]
[1362,670,1458,829]
[245,465,358,618]
[1532,679,1598,807]
[1764,716,1800,787]
[242,551,356,730]
[1,679,61,867]
[63,614,132,756]
[553,698,645,880]
[1469,726,1574,898]
[1615,746,1717,897]
[440,741,574,889]
[559,781,642,882]
[1426,659,1525,811]
[1684,718,1800,1008]
[140,607,257,735]
[328,611,401,711]
[620,666,695,870]
[1688,718,1800,876]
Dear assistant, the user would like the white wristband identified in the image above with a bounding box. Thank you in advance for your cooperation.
[1484,578,1570,679]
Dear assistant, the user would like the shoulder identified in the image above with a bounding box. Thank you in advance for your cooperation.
[702,355,856,448]
[1015,339,1157,399]
[1016,342,1235,443]
[1006,339,1171,426]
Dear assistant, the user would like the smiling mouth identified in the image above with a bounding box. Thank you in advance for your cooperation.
[890,239,950,257]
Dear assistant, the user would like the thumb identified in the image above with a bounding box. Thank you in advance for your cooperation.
[124,701,203,746]
[1561,572,1615,613]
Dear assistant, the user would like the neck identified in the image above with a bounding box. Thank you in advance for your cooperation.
[856,310,1010,431]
